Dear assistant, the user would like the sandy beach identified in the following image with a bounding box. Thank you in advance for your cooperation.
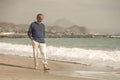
[0,53,95,80]
[1,53,120,80]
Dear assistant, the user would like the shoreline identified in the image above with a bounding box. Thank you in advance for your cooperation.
[0,53,95,80]
[1,33,120,38]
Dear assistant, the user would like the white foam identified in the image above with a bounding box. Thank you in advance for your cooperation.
[0,42,33,57]
[75,71,120,80]
[0,42,120,69]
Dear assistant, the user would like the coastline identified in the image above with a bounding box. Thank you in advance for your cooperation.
[0,53,95,80]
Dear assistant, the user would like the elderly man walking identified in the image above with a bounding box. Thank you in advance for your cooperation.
[28,13,50,70]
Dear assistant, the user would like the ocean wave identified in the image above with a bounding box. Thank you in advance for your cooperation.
[0,42,120,69]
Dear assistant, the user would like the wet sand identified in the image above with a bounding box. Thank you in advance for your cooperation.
[0,53,120,80]
[0,53,95,80]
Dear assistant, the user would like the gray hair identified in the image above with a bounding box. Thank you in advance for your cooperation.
[36,13,44,18]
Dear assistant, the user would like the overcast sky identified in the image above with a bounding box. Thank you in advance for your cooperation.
[0,0,120,33]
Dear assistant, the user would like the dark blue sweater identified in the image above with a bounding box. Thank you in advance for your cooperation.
[28,22,45,43]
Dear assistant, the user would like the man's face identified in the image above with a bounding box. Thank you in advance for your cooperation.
[37,15,44,23]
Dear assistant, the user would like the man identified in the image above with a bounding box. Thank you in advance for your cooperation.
[28,13,50,70]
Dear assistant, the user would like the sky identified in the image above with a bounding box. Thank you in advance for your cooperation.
[0,0,120,33]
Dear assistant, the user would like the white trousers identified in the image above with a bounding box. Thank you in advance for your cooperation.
[32,40,48,67]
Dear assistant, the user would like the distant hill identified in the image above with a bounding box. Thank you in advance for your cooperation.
[46,24,89,37]
[0,22,29,33]
[0,22,90,38]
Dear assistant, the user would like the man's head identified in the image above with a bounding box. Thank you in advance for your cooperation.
[36,13,44,23]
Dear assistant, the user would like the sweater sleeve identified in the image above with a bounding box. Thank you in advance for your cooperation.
[28,24,33,39]
[43,24,45,38]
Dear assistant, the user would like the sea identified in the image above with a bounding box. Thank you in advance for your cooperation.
[0,38,120,69]
[0,37,120,80]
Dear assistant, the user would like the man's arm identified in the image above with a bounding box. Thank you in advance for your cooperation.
[28,24,33,40]
[43,24,45,38]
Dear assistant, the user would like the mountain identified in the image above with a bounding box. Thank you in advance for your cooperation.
[53,18,74,27]
[46,26,65,33]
